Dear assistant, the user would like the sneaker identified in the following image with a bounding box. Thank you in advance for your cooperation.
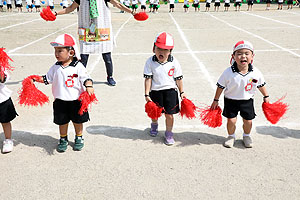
[223,136,235,148]
[107,76,116,86]
[57,138,68,152]
[164,131,175,146]
[74,136,84,151]
[243,136,253,148]
[149,123,158,137]
[2,139,13,153]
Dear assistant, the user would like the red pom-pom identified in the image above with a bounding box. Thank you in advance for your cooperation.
[78,91,98,115]
[134,12,149,21]
[262,96,288,124]
[0,48,14,76]
[145,101,163,120]
[199,106,222,128]
[18,75,49,106]
[40,6,56,21]
[179,98,198,119]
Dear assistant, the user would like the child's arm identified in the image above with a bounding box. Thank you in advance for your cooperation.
[176,79,186,99]
[110,0,135,14]
[31,75,44,83]
[0,72,6,83]
[55,1,79,15]
[144,78,152,102]
[258,86,270,103]
[211,87,223,110]
[84,80,94,96]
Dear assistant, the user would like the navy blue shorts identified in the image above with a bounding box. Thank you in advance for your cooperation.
[150,88,180,115]
[222,97,256,120]
[0,98,18,123]
[53,99,89,125]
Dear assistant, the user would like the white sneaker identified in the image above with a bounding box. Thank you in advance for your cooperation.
[243,136,253,148]
[223,136,235,148]
[2,139,13,153]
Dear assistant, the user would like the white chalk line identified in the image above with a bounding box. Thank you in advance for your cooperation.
[87,15,132,74]
[169,13,215,90]
[207,12,300,58]
[0,18,42,31]
[8,23,77,53]
[242,11,300,28]
[9,48,300,57]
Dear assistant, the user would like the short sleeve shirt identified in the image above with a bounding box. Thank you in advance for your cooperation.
[44,60,92,101]
[75,0,110,6]
[144,55,183,91]
[217,63,266,100]
[0,71,12,104]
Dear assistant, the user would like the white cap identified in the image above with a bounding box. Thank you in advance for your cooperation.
[50,34,80,60]
[231,40,254,65]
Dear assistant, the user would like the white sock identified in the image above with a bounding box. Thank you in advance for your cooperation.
[228,133,235,138]
[243,133,250,137]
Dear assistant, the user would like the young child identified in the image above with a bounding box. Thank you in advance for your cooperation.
[169,0,175,12]
[34,0,41,12]
[193,0,200,12]
[277,0,283,9]
[144,32,186,146]
[33,34,94,152]
[266,0,271,10]
[48,0,54,10]
[205,0,212,11]
[131,0,138,12]
[149,0,154,12]
[211,41,269,148]
[153,0,159,13]
[247,0,254,11]
[224,0,230,11]
[139,0,147,12]
[183,0,189,12]
[0,70,18,153]
[0,0,3,12]
[287,0,293,9]
[214,0,220,11]
[62,0,68,9]
[6,0,12,12]
[26,0,33,12]
[234,0,242,11]
[16,0,23,12]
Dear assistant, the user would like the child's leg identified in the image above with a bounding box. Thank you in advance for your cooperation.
[242,119,253,148]
[73,122,83,137]
[223,117,237,148]
[150,119,158,136]
[2,122,12,139]
[73,122,84,151]
[164,114,175,145]
[57,123,69,152]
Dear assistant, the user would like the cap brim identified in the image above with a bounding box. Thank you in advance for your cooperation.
[155,43,173,50]
[50,42,66,47]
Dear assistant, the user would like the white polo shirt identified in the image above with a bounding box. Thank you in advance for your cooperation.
[184,0,189,5]
[132,0,138,4]
[44,60,92,101]
[206,0,212,3]
[169,0,175,4]
[217,63,266,100]
[139,0,146,5]
[194,0,199,4]
[144,55,183,91]
[0,71,12,104]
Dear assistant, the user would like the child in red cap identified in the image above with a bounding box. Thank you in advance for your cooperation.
[210,41,270,148]
[144,32,186,146]
[33,34,94,152]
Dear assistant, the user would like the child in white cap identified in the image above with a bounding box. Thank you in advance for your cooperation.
[210,41,270,148]
[0,69,18,153]
[144,32,187,146]
[33,34,94,152]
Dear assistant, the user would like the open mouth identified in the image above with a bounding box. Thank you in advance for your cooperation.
[159,55,164,60]
[241,60,248,64]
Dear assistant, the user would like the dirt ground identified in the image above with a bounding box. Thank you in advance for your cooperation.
[1,3,300,200]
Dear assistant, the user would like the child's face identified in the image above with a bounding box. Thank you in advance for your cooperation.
[154,46,171,63]
[54,47,74,63]
[232,49,254,68]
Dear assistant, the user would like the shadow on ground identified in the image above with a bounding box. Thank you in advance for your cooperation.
[86,125,226,147]
[1,130,58,155]
[256,126,300,139]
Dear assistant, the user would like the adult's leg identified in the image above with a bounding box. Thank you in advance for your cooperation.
[102,52,113,77]
[80,54,90,67]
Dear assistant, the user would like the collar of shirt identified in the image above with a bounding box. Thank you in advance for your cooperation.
[55,60,79,68]
[152,55,174,64]
[231,62,253,73]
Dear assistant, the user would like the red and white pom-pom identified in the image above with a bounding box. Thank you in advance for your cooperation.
[18,75,49,106]
[134,12,149,21]
[262,96,288,124]
[78,91,98,115]
[179,98,198,119]
[0,48,14,76]
[40,6,56,21]
[199,106,222,128]
[145,101,163,120]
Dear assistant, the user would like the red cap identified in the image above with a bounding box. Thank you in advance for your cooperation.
[50,34,80,60]
[154,32,174,50]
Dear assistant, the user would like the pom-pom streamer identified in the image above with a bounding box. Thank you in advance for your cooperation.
[40,6,56,21]
[179,98,198,119]
[145,101,163,120]
[262,96,288,124]
[199,106,222,128]
[78,91,98,115]
[18,75,49,106]
[134,12,149,21]
[0,48,14,76]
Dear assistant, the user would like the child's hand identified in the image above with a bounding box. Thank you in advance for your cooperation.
[31,75,43,83]
[210,100,219,110]
[145,96,152,102]
[263,96,270,103]
[86,87,94,96]
[180,92,187,99]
